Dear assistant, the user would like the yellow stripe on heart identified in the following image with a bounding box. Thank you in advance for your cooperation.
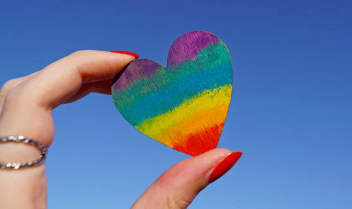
[135,84,232,147]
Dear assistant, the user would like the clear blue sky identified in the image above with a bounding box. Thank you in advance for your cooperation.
[1,0,351,208]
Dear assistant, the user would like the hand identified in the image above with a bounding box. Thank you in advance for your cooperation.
[0,50,242,209]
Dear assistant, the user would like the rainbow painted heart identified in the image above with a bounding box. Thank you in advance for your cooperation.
[112,31,233,156]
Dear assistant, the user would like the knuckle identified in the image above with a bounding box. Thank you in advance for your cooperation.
[2,78,33,103]
[1,79,18,94]
[4,87,23,104]
[0,79,21,101]
[2,85,37,112]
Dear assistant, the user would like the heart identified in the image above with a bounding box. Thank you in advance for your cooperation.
[112,31,233,156]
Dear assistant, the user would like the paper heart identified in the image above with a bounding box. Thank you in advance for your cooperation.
[112,31,233,156]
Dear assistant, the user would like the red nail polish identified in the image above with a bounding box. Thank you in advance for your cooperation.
[208,151,242,183]
[111,51,140,59]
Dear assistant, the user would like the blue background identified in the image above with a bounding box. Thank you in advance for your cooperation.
[1,0,351,208]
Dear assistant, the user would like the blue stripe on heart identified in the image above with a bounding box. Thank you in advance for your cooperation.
[115,62,232,126]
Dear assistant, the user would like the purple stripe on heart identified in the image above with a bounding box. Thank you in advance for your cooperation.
[113,60,159,90]
[167,31,219,66]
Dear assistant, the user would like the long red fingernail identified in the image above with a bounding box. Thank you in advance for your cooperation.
[208,151,243,183]
[111,51,140,59]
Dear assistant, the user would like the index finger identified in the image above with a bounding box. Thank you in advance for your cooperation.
[11,50,137,109]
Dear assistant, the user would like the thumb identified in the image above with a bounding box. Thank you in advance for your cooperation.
[131,148,242,209]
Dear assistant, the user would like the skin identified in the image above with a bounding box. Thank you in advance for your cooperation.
[0,50,234,209]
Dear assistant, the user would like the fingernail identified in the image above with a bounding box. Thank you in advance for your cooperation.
[208,151,243,184]
[111,51,140,59]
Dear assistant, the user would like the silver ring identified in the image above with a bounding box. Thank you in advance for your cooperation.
[0,136,48,170]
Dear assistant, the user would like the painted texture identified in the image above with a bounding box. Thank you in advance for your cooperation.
[112,31,233,156]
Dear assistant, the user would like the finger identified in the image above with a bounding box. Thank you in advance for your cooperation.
[7,50,136,109]
[131,149,243,209]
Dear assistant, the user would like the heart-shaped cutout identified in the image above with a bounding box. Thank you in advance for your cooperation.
[112,31,233,156]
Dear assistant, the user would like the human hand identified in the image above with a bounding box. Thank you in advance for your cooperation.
[0,50,242,209]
